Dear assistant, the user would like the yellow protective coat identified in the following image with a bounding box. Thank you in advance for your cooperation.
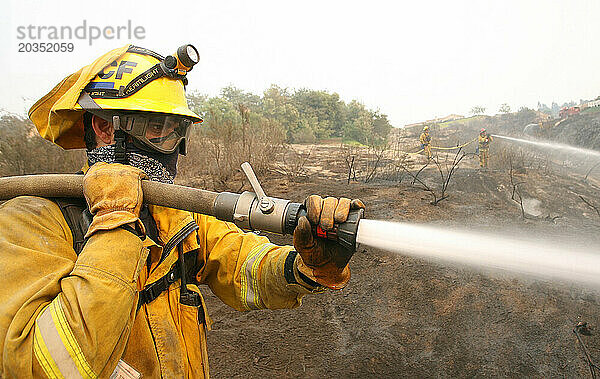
[478,134,492,167]
[478,134,492,150]
[419,132,432,158]
[0,196,317,378]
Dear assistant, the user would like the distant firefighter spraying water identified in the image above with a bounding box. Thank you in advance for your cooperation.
[420,125,433,159]
[478,128,493,168]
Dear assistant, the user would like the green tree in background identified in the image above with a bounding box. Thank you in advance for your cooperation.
[498,103,511,114]
[262,85,302,141]
[372,112,392,144]
[470,106,486,115]
[221,85,261,111]
[187,85,393,146]
[292,89,345,140]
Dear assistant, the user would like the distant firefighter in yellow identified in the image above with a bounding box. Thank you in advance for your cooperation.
[478,128,493,168]
[420,125,432,159]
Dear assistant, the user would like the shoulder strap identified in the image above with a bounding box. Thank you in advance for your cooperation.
[52,198,159,255]
[137,249,203,320]
[52,198,91,254]
[51,197,195,313]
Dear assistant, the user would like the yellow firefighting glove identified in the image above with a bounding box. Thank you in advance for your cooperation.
[83,162,147,238]
[293,195,365,290]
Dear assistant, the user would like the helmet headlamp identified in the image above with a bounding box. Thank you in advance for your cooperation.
[161,44,200,79]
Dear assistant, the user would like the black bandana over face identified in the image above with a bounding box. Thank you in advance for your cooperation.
[87,141,179,184]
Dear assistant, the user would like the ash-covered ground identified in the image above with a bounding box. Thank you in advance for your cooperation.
[188,113,600,378]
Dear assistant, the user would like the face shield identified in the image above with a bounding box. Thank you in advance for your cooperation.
[116,113,196,154]
[89,111,198,154]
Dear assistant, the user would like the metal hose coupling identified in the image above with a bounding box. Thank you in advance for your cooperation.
[212,163,363,251]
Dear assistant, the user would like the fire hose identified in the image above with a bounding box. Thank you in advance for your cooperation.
[397,138,478,156]
[431,137,477,150]
[0,163,363,251]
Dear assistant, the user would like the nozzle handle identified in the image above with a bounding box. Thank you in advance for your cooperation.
[241,162,274,213]
[283,203,363,252]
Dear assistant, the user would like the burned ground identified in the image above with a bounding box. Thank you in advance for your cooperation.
[189,118,600,378]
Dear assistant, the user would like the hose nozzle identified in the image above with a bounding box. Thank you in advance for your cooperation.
[212,162,363,252]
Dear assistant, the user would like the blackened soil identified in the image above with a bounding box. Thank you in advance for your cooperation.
[185,141,600,378]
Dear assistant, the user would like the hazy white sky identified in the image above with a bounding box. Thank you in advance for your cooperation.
[2,0,599,126]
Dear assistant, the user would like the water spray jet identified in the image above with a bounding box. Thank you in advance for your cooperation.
[493,134,600,159]
[357,219,600,288]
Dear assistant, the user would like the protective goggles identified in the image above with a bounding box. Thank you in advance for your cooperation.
[112,112,196,154]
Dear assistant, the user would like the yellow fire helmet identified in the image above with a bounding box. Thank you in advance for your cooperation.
[423,125,429,131]
[29,44,202,155]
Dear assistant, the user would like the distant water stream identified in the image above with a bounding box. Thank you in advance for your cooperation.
[493,134,600,159]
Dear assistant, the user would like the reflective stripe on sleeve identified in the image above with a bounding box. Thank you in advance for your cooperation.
[33,296,97,379]
[240,243,274,310]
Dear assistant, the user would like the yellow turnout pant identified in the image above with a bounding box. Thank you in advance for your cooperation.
[479,148,489,167]
[424,144,432,159]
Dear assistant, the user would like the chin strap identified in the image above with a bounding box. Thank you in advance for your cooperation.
[114,129,128,164]
[78,92,128,165]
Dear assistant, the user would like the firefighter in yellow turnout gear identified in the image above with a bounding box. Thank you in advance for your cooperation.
[419,125,433,159]
[0,45,365,378]
[478,128,493,168]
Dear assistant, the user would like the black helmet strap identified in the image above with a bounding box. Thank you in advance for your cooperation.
[112,115,128,164]
[85,45,188,100]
